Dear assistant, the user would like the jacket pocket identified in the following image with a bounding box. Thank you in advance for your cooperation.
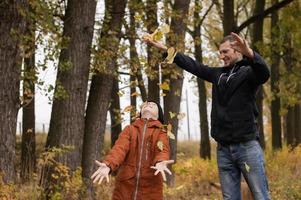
[116,165,136,181]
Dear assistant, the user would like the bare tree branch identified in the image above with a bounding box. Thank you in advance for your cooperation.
[235,0,294,33]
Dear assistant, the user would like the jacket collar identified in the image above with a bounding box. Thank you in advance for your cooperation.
[132,118,162,128]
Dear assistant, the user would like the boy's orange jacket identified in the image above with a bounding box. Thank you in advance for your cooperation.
[103,118,170,200]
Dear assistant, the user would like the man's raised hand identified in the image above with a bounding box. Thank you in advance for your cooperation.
[230,32,254,59]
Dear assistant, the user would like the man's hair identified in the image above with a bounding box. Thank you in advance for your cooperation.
[220,35,235,45]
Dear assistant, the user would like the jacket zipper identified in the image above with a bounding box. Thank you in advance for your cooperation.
[133,120,148,200]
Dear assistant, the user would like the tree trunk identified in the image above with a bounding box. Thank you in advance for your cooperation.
[81,0,127,198]
[193,0,210,160]
[21,15,36,182]
[252,0,267,150]
[270,0,282,150]
[146,0,160,103]
[110,77,122,147]
[42,0,97,195]
[286,107,295,146]
[0,0,28,183]
[282,17,295,147]
[295,103,301,146]
[223,0,235,36]
[164,0,190,186]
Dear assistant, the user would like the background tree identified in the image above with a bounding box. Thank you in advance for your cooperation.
[192,0,213,159]
[146,0,161,103]
[109,77,122,147]
[251,0,268,149]
[21,1,37,182]
[43,0,97,195]
[163,0,191,186]
[81,0,127,198]
[270,0,282,150]
[0,0,28,183]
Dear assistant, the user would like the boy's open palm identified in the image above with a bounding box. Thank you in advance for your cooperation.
[91,160,110,184]
[151,160,174,181]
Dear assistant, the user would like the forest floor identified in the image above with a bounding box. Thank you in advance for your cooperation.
[1,134,301,200]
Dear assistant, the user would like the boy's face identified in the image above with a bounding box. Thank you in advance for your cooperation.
[141,102,159,120]
[219,41,242,66]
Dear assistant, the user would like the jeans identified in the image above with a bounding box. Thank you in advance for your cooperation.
[217,140,271,200]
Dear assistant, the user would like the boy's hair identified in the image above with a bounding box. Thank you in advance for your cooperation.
[152,101,164,124]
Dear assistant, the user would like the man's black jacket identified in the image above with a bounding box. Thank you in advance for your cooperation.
[173,52,270,144]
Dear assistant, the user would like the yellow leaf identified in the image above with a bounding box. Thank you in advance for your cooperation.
[160,24,170,34]
[164,47,177,64]
[117,91,124,97]
[134,14,142,21]
[167,123,172,131]
[157,140,164,151]
[169,111,177,119]
[123,105,133,113]
[160,92,166,96]
[153,30,164,41]
[244,162,250,172]
[160,82,170,91]
[131,92,140,97]
[177,113,186,120]
[176,185,184,190]
[168,131,175,140]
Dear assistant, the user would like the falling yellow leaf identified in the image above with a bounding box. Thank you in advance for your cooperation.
[123,105,133,113]
[153,31,164,41]
[167,123,172,131]
[176,185,184,190]
[164,47,178,64]
[177,113,186,120]
[134,14,143,21]
[160,82,170,91]
[169,111,177,119]
[117,91,124,97]
[244,162,250,172]
[167,131,175,140]
[131,92,140,97]
[160,24,170,34]
[157,140,164,151]
[160,92,167,96]
[142,24,170,42]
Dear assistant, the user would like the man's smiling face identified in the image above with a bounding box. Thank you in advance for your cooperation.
[219,41,242,67]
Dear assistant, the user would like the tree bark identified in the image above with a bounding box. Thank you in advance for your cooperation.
[252,0,267,149]
[223,0,235,36]
[21,13,36,182]
[235,0,294,33]
[0,0,28,183]
[42,0,97,196]
[164,0,190,186]
[286,107,295,146]
[146,0,160,103]
[294,103,301,146]
[81,0,127,198]
[193,0,211,160]
[270,0,282,150]
[110,77,122,147]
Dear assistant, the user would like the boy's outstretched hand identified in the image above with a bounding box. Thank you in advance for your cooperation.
[91,160,110,184]
[151,160,174,181]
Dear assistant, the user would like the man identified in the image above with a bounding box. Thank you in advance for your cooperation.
[144,32,271,200]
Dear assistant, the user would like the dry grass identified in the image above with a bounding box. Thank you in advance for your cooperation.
[2,135,301,199]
